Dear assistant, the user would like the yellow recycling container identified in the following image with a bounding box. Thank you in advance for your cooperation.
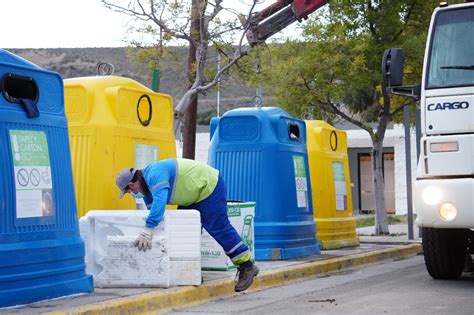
[306,120,359,249]
[64,76,176,217]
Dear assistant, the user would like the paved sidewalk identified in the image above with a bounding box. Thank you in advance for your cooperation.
[1,224,422,315]
[357,224,422,243]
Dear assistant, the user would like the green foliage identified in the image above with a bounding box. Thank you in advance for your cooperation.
[125,46,185,72]
[197,109,217,125]
[254,0,446,123]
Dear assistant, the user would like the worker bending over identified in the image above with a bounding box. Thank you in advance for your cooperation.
[116,158,259,292]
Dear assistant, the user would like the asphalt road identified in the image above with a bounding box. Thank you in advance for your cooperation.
[169,254,474,315]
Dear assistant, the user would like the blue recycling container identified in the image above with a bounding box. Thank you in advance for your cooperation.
[209,107,320,260]
[0,49,93,307]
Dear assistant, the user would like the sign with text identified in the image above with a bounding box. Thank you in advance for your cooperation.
[10,130,54,218]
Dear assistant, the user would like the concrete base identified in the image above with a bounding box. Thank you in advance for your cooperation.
[256,243,321,260]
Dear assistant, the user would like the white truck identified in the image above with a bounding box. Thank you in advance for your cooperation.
[382,1,473,279]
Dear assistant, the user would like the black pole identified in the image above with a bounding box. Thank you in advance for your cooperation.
[415,107,422,238]
[415,108,421,160]
[404,105,414,240]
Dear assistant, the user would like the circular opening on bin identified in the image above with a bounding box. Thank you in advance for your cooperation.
[330,130,338,151]
[136,94,153,127]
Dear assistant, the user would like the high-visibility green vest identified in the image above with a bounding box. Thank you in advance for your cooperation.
[170,159,219,206]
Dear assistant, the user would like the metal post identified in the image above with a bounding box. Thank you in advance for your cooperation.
[404,105,414,240]
[151,68,160,92]
[415,108,421,160]
[254,89,263,107]
[415,107,422,238]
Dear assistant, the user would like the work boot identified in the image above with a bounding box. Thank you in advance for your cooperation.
[234,264,259,292]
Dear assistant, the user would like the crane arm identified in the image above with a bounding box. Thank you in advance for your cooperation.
[242,0,330,47]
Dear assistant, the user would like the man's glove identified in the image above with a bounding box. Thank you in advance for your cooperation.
[134,227,154,252]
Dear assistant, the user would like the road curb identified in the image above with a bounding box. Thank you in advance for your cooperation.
[44,243,422,315]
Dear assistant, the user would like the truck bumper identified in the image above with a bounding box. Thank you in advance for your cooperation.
[415,177,474,228]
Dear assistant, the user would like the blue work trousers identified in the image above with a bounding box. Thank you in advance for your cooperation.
[181,175,249,263]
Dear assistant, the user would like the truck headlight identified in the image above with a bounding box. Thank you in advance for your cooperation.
[422,186,442,205]
[439,203,457,221]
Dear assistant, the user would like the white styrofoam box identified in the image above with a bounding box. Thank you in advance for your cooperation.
[80,209,201,286]
[201,202,255,271]
[166,210,202,285]
[94,236,170,288]
[84,210,159,280]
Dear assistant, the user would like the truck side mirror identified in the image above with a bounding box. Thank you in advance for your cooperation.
[382,48,405,87]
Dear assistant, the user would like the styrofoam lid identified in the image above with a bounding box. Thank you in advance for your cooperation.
[86,210,150,218]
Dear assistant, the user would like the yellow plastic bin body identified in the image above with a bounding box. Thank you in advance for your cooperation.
[64,76,176,217]
[306,120,359,249]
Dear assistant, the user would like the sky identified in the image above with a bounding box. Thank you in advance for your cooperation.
[0,0,286,49]
[1,0,130,48]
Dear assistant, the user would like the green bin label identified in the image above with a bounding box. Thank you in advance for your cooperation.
[293,155,308,209]
[332,161,347,210]
[9,130,54,218]
[227,205,241,217]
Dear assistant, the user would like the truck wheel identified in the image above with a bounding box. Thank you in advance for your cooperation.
[422,227,468,279]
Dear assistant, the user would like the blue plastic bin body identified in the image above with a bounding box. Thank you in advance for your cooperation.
[0,49,93,308]
[208,107,320,260]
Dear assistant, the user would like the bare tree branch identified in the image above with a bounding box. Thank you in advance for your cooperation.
[102,0,192,42]
[175,45,249,119]
[211,25,243,38]
[103,0,261,137]
[208,0,223,21]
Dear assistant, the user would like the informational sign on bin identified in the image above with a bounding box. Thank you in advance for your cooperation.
[332,161,347,210]
[292,155,308,209]
[134,144,158,169]
[9,130,54,218]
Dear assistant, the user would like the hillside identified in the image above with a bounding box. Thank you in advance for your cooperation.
[9,47,256,114]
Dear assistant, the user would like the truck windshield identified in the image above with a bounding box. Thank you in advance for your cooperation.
[426,7,474,89]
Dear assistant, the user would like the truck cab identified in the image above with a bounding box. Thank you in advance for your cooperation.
[383,1,474,279]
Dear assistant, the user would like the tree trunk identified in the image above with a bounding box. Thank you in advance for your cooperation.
[371,136,389,235]
[182,0,201,159]
[182,88,197,159]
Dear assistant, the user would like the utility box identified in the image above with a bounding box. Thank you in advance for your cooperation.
[306,120,359,249]
[0,49,93,307]
[64,76,176,217]
[209,107,320,260]
[201,201,255,270]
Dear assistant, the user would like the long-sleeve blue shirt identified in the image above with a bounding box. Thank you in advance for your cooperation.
[142,158,219,228]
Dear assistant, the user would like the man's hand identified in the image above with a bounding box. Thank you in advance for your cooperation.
[134,227,154,252]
